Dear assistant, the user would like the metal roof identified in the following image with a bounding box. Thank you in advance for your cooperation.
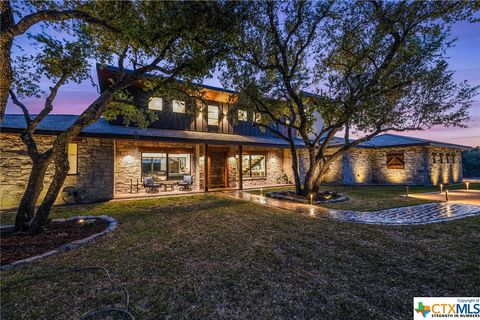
[1,115,469,150]
[0,114,302,148]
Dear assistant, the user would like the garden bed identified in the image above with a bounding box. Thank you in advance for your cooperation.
[1,216,116,268]
[266,190,349,204]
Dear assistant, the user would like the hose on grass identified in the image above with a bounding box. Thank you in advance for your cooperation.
[1,265,132,319]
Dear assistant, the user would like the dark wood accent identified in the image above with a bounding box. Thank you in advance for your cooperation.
[208,150,227,189]
[238,145,243,190]
[387,153,405,169]
[204,144,209,192]
[139,146,193,153]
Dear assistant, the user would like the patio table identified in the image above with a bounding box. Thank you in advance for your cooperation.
[159,181,178,191]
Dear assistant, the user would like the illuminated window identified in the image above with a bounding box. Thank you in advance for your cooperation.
[172,100,185,113]
[242,154,266,178]
[148,97,163,111]
[168,154,191,180]
[141,152,191,181]
[141,153,167,181]
[208,105,219,126]
[67,143,78,175]
[238,110,247,121]
[386,153,404,169]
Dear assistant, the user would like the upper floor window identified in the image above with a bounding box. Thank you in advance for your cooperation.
[68,143,78,175]
[148,97,163,111]
[238,110,247,121]
[172,100,185,113]
[386,153,404,169]
[208,105,219,126]
[254,112,262,123]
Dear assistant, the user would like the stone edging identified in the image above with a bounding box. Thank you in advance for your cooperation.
[1,215,117,271]
[266,191,350,204]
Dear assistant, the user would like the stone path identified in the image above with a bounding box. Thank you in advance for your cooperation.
[224,191,480,225]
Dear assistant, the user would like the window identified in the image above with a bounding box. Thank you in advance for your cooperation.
[148,97,163,111]
[254,112,261,123]
[141,152,167,181]
[172,100,185,113]
[67,143,78,174]
[238,110,247,121]
[208,105,219,126]
[141,152,191,181]
[241,154,266,178]
[168,153,191,180]
[386,153,404,169]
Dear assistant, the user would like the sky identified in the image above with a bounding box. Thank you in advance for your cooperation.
[5,20,480,147]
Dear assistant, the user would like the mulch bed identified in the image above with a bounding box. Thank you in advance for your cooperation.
[1,219,109,265]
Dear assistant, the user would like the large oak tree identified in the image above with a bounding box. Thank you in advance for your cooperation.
[10,0,245,233]
[222,0,478,196]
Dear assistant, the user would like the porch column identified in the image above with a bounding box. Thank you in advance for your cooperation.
[204,143,209,192]
[238,145,243,190]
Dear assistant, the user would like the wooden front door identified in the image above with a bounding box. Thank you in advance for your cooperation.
[208,151,227,188]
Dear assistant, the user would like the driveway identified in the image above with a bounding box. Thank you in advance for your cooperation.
[226,191,480,225]
[408,189,480,205]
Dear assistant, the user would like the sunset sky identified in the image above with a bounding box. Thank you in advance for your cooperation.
[5,20,480,147]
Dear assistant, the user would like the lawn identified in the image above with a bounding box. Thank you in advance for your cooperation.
[250,183,480,211]
[1,193,479,319]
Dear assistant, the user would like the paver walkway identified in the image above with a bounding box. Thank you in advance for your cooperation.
[225,191,480,225]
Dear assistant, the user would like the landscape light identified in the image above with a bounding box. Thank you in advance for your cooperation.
[310,193,314,205]
[439,184,443,193]
[78,219,85,224]
[406,186,409,197]
[466,181,470,190]
[445,190,449,202]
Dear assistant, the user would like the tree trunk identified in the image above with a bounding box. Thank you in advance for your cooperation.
[0,1,14,120]
[302,146,321,196]
[288,142,303,195]
[15,155,51,231]
[29,150,70,234]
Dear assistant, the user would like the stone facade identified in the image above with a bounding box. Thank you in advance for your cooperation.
[0,133,114,209]
[0,131,464,209]
[282,145,462,186]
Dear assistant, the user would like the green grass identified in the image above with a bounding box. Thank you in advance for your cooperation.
[249,183,480,211]
[1,194,479,319]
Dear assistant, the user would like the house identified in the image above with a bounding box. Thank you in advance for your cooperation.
[0,66,468,208]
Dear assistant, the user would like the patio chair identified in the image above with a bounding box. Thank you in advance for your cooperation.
[178,175,193,191]
[143,176,160,193]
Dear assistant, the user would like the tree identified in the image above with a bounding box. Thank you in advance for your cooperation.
[462,147,480,178]
[222,0,478,196]
[10,1,244,233]
[0,0,120,121]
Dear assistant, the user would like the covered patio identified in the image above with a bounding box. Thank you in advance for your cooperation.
[113,137,292,199]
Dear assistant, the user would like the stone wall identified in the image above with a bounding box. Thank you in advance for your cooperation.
[0,133,114,209]
[370,147,426,185]
[283,145,463,186]
[425,146,462,185]
[114,140,198,194]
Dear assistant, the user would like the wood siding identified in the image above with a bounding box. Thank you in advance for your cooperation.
[110,87,290,139]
